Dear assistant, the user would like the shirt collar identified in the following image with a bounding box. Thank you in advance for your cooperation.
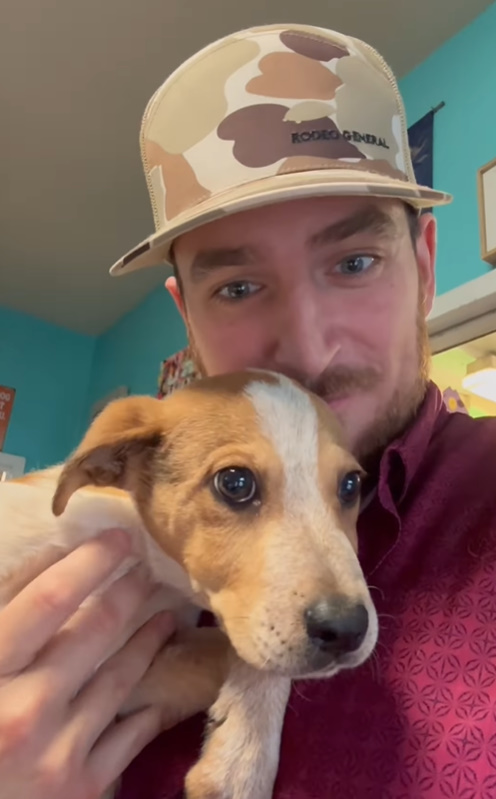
[377,381,447,513]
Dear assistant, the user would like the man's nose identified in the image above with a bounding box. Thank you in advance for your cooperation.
[269,288,338,377]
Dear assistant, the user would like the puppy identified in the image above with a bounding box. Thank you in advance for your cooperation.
[0,370,378,799]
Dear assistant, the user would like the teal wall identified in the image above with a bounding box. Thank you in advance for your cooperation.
[0,306,95,471]
[85,286,186,421]
[399,0,496,295]
[0,289,185,472]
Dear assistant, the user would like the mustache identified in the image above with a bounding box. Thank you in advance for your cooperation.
[187,326,380,401]
[297,365,380,400]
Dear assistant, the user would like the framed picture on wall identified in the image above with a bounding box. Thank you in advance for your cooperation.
[477,157,496,267]
[0,386,16,451]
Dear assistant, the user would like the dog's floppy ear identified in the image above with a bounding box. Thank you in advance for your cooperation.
[52,395,165,516]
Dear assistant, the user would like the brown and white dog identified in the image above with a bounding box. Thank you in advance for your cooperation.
[0,370,378,799]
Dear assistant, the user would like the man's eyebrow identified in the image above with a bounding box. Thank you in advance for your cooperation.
[189,247,254,283]
[309,206,399,250]
[187,207,398,280]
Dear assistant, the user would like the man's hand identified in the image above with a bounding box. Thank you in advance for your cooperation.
[0,529,175,799]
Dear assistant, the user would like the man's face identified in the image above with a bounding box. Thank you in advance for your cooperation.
[167,196,436,462]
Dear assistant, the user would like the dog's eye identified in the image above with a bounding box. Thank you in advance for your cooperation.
[214,467,257,506]
[338,471,362,507]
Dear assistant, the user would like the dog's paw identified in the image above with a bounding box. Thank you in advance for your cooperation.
[184,745,274,799]
[184,760,230,799]
[184,708,253,799]
[184,669,290,799]
[185,743,267,799]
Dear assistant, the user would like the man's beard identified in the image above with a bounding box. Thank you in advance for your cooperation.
[185,298,431,466]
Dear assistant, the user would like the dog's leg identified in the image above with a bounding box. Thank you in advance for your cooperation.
[185,658,291,799]
[119,627,231,731]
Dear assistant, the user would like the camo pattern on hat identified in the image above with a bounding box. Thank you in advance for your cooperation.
[110,23,452,276]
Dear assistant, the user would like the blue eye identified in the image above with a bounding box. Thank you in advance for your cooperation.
[336,256,375,275]
[217,281,260,300]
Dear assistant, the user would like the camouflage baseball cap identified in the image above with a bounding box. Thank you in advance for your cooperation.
[110,23,452,276]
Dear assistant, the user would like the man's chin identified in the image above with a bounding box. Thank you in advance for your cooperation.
[332,382,427,464]
[325,394,373,452]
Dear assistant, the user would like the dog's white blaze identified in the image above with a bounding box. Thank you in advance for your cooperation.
[245,375,378,662]
[244,376,325,514]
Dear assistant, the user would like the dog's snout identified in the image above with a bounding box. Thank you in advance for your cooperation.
[304,597,369,656]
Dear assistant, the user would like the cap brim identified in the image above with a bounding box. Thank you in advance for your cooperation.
[110,169,452,277]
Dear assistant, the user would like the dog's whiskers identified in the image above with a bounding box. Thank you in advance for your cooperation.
[369,584,385,601]
[291,682,312,703]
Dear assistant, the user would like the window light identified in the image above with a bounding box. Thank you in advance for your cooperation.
[461,354,496,403]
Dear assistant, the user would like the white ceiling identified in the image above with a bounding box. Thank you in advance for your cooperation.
[2,0,494,336]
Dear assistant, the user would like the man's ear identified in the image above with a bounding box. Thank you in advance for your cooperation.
[52,395,165,517]
[417,212,437,315]
[165,276,186,321]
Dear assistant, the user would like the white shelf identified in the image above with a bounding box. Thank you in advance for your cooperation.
[0,452,26,481]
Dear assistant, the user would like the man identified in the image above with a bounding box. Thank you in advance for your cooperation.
[1,23,496,799]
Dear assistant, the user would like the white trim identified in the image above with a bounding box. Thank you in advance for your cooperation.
[0,452,26,480]
[428,269,496,353]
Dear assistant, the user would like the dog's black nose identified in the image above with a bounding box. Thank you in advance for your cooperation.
[304,597,369,655]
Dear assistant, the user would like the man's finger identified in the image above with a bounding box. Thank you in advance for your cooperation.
[18,565,159,710]
[0,530,132,674]
[65,610,175,749]
[88,706,162,796]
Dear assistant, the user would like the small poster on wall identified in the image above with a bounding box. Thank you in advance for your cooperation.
[0,386,16,451]
[157,348,201,398]
[477,156,496,267]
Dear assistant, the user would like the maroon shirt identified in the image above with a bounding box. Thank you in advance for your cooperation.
[118,383,496,798]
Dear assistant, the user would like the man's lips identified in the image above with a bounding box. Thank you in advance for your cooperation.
[325,394,352,406]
